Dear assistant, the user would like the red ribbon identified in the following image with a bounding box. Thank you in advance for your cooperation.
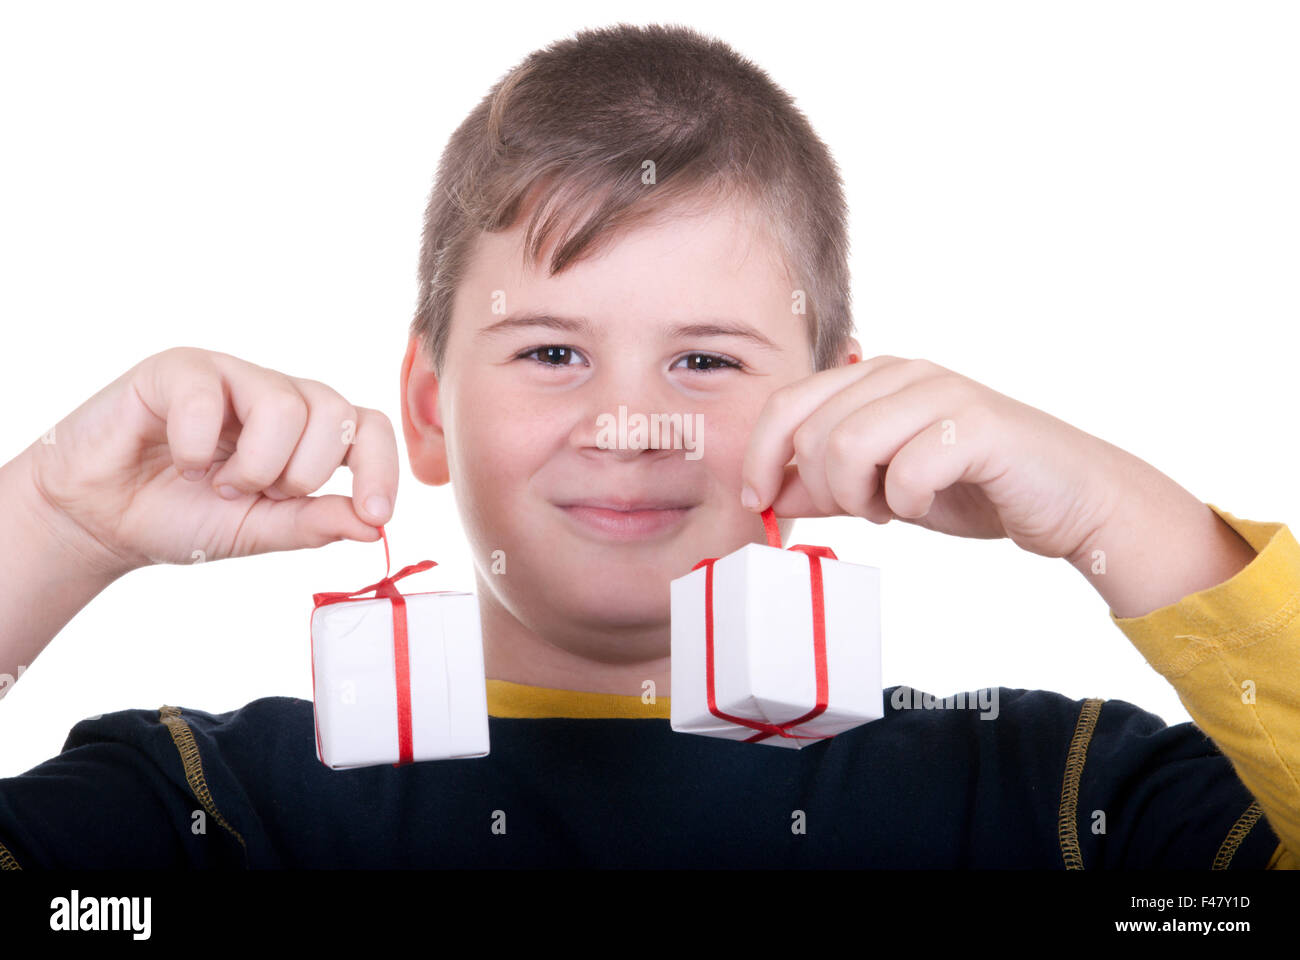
[690,507,838,744]
[311,526,437,767]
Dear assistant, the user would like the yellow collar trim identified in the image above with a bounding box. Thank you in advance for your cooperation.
[485,678,670,719]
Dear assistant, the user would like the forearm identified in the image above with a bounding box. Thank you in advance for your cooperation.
[0,446,122,692]
[1066,463,1257,619]
[1100,506,1300,860]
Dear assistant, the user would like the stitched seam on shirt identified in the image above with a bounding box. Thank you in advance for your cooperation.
[158,705,248,857]
[1058,698,1104,870]
[1266,842,1296,869]
[1201,655,1300,850]
[1153,592,1300,679]
[1213,800,1264,869]
[0,838,21,870]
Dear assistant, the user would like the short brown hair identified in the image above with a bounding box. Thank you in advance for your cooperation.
[411,22,853,375]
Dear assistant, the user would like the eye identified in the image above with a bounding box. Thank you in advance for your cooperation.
[517,345,587,367]
[672,352,742,373]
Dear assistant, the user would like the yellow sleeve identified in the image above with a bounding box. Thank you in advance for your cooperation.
[1109,503,1300,870]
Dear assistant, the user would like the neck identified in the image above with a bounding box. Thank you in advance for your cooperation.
[474,570,672,697]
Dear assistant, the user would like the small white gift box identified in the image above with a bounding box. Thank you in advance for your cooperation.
[670,511,882,747]
[310,537,489,770]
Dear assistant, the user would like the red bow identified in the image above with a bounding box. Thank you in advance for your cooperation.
[311,526,437,767]
[691,507,837,744]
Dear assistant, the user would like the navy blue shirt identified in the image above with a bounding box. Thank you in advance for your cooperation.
[0,685,1281,868]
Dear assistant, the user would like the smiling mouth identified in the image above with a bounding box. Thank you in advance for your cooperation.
[554,499,695,541]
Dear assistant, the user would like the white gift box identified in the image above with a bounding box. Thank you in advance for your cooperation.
[310,590,490,769]
[670,540,882,748]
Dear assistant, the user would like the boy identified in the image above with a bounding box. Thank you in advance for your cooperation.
[1,23,1297,868]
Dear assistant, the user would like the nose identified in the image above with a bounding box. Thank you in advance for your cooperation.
[567,364,695,462]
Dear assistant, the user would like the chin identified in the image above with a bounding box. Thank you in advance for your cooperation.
[552,576,672,628]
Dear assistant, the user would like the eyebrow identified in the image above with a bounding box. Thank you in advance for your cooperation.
[477,312,781,350]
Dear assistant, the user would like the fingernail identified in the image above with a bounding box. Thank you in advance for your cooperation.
[217,484,241,500]
[740,485,759,510]
[182,468,205,481]
[365,495,391,520]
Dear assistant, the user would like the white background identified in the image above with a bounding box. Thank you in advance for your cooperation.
[1,0,1296,777]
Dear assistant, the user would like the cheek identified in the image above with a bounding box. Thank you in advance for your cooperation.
[692,394,767,478]
[448,386,560,494]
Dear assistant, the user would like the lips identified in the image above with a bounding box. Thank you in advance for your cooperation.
[554,496,695,541]
[556,496,696,511]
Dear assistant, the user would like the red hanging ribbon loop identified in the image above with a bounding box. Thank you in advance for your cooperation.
[310,525,436,767]
[689,507,837,744]
[311,559,437,609]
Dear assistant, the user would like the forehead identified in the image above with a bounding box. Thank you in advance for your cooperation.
[459,195,793,321]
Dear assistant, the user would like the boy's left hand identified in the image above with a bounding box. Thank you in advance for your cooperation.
[740,356,1257,618]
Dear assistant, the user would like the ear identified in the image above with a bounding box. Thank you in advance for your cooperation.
[841,335,864,365]
[400,336,450,486]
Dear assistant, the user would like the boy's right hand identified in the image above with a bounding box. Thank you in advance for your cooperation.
[21,346,397,578]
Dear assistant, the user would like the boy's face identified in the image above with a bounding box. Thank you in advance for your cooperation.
[403,196,847,663]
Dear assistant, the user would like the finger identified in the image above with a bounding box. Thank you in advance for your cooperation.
[741,355,908,512]
[767,463,827,518]
[883,416,988,519]
[861,488,898,525]
[260,378,360,501]
[136,348,229,479]
[791,359,949,510]
[783,358,947,516]
[342,406,400,525]
[769,464,899,524]
[822,377,971,517]
[203,359,310,498]
[231,494,385,555]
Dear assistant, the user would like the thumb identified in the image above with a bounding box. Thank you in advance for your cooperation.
[238,494,383,555]
[765,464,828,519]
[765,464,896,524]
